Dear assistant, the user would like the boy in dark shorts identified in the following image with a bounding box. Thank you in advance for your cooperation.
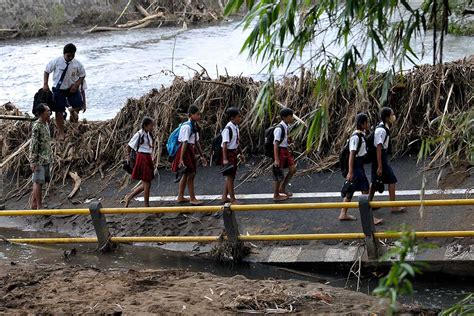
[43,43,86,140]
[369,107,406,213]
[273,108,296,201]
[339,113,383,225]
[221,107,244,204]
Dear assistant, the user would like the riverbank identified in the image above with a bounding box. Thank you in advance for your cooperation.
[0,0,230,40]
[0,260,428,314]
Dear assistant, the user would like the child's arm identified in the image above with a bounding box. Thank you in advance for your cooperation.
[222,142,229,165]
[29,127,40,171]
[273,141,280,167]
[179,142,188,167]
[376,144,383,176]
[347,150,355,181]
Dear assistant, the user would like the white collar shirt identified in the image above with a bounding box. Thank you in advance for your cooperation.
[374,123,390,150]
[128,129,154,154]
[221,121,239,150]
[178,120,199,144]
[273,121,289,147]
[349,131,367,157]
[45,56,86,90]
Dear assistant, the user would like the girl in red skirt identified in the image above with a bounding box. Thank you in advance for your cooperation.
[172,105,207,205]
[124,117,155,207]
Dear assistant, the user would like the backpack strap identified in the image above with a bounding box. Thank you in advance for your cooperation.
[351,132,364,154]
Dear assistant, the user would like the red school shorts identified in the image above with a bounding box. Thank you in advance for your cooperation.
[278,147,295,169]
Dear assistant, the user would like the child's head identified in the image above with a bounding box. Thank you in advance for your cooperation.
[63,43,77,62]
[226,107,242,124]
[141,116,154,132]
[188,105,201,121]
[355,113,369,131]
[280,108,294,124]
[380,107,395,125]
[37,103,51,122]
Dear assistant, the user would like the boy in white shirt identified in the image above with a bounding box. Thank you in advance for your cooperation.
[171,105,208,205]
[220,107,244,204]
[273,108,296,201]
[43,43,86,140]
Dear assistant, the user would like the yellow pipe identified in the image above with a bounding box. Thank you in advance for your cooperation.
[6,231,473,244]
[0,209,90,216]
[110,236,220,243]
[100,205,222,214]
[1,199,473,217]
[230,202,359,211]
[7,237,98,244]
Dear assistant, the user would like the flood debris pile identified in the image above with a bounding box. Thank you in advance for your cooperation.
[0,58,472,198]
[85,0,225,33]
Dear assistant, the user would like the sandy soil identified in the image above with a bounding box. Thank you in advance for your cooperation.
[0,261,397,314]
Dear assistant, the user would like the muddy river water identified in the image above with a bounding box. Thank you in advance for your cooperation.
[1,21,473,120]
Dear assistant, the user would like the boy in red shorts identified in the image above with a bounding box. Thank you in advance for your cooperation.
[273,108,296,201]
[221,107,244,204]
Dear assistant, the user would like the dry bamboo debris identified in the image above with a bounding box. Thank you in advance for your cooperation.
[85,0,222,33]
[0,58,472,192]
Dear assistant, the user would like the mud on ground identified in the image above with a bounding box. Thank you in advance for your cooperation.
[0,261,400,314]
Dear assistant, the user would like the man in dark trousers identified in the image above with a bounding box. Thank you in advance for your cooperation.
[43,43,86,140]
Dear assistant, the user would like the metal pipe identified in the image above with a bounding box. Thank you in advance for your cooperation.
[6,231,474,244]
[1,199,473,217]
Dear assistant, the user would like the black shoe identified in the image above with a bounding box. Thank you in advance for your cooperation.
[375,178,384,194]
[219,163,234,176]
[174,166,187,183]
[341,180,355,199]
[272,166,284,182]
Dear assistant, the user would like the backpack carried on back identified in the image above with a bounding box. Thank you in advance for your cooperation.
[166,121,193,160]
[211,126,233,166]
[365,123,390,164]
[33,88,54,116]
[264,124,285,158]
[339,132,364,178]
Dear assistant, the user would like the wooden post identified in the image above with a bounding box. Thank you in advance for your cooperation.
[358,195,379,259]
[222,202,244,261]
[89,201,116,252]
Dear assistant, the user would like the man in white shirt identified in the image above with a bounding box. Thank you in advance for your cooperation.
[273,108,296,201]
[43,43,86,140]
[220,107,244,204]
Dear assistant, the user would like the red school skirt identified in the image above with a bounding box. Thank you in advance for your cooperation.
[172,143,197,174]
[132,152,154,182]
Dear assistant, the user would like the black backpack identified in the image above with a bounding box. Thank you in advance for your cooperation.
[264,124,285,158]
[366,123,390,164]
[340,132,364,178]
[33,88,54,116]
[211,126,233,165]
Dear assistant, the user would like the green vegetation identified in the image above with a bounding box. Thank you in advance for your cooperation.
[372,228,434,314]
[440,293,474,315]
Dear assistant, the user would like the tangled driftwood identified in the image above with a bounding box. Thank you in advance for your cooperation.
[0,57,472,199]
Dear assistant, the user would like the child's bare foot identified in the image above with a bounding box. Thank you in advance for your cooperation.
[230,199,242,205]
[391,207,406,213]
[374,217,383,225]
[177,197,190,203]
[123,195,131,208]
[339,214,357,221]
[273,195,289,202]
[221,197,231,204]
[279,190,293,197]
[190,199,203,206]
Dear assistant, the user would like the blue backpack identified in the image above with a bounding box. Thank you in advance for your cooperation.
[166,121,193,159]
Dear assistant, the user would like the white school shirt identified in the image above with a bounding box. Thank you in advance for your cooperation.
[45,56,86,90]
[221,121,239,150]
[349,131,367,157]
[178,120,200,144]
[128,129,154,154]
[374,123,390,150]
[273,121,289,148]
